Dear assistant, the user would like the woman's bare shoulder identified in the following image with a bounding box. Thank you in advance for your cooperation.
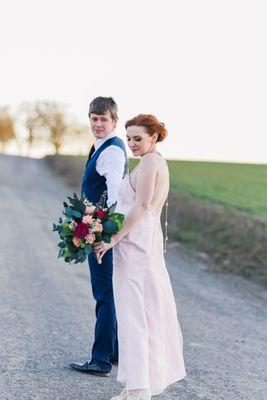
[140,152,167,171]
[137,154,158,176]
[140,152,162,165]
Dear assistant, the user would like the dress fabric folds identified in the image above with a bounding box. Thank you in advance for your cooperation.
[113,159,186,396]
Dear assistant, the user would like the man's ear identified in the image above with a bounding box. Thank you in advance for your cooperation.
[112,117,118,128]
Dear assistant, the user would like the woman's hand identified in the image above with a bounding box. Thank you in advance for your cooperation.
[94,237,115,262]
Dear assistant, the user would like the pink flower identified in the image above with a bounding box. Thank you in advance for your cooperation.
[69,221,77,231]
[82,215,94,225]
[85,205,96,215]
[73,237,82,247]
[92,222,103,233]
[85,233,96,244]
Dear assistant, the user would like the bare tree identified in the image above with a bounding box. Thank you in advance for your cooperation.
[19,100,93,156]
[19,101,69,155]
[40,102,68,154]
[19,101,45,154]
[38,102,93,155]
[0,106,16,153]
[65,121,93,155]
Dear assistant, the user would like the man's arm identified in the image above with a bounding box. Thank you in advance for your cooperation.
[96,145,126,207]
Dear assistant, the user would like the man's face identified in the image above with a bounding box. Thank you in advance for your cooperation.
[89,111,117,139]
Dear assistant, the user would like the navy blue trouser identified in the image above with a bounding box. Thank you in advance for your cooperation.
[88,248,118,371]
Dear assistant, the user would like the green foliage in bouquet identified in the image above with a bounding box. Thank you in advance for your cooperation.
[53,191,124,264]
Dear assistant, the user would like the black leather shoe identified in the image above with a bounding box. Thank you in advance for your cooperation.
[69,360,111,377]
[109,358,118,366]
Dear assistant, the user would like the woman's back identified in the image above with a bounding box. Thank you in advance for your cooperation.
[130,152,169,215]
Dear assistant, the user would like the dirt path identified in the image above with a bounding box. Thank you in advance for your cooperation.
[0,155,266,400]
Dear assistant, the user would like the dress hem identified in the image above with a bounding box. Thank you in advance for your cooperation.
[116,372,186,396]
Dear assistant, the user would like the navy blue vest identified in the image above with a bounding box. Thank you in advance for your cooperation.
[81,137,128,206]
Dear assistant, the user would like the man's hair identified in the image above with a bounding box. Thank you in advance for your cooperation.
[89,97,118,121]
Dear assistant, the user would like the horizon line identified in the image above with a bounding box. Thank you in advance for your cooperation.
[1,152,266,166]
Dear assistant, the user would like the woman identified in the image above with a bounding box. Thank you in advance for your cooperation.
[95,114,186,399]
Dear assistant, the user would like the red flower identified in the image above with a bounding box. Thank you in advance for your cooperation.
[74,222,89,239]
[96,210,106,218]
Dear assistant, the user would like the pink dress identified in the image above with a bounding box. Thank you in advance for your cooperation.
[113,156,186,397]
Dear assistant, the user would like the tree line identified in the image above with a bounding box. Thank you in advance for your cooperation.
[0,101,91,155]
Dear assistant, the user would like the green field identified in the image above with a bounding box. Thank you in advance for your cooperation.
[74,156,267,215]
[129,159,267,215]
[47,155,267,285]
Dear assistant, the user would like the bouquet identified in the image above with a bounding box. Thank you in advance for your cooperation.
[53,191,124,264]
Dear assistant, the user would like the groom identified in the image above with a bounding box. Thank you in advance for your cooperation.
[70,97,128,376]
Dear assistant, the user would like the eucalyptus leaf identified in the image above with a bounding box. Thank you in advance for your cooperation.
[84,244,92,255]
[71,209,82,218]
[103,220,118,234]
[78,249,85,260]
[66,207,73,217]
[108,202,117,214]
[58,248,64,258]
[102,236,111,243]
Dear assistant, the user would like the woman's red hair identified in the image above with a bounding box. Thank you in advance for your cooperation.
[125,114,167,142]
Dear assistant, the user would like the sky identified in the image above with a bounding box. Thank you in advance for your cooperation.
[1,0,266,163]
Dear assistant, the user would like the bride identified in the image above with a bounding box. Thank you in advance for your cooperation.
[94,114,186,400]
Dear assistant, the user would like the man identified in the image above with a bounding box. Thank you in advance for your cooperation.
[70,97,128,376]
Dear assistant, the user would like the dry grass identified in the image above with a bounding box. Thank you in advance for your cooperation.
[168,188,267,285]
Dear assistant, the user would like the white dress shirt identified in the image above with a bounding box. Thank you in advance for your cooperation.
[92,131,126,207]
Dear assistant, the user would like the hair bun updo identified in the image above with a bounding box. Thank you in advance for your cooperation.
[157,122,168,142]
[125,114,168,142]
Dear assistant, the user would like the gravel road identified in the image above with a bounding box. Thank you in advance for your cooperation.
[0,155,266,400]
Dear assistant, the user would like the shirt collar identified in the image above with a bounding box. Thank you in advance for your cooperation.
[94,131,117,151]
